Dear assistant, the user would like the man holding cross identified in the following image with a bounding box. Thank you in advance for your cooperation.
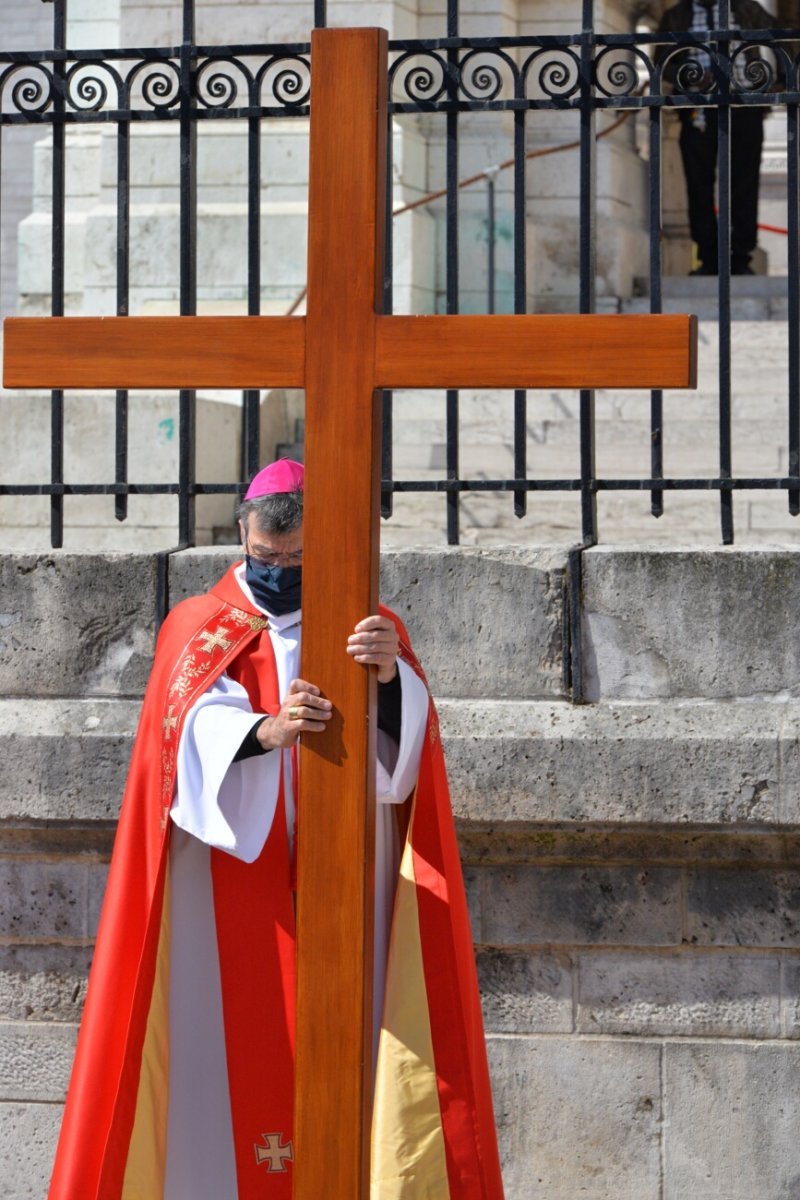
[47,459,505,1200]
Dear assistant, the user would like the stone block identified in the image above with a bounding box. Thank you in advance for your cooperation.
[0,945,90,1023]
[780,957,800,1038]
[582,548,800,701]
[0,1102,62,1199]
[0,554,158,697]
[664,1042,800,1199]
[686,868,800,948]
[380,547,567,699]
[438,699,785,827]
[0,698,137,823]
[170,546,568,699]
[489,1036,662,1199]
[577,950,781,1038]
[477,948,574,1034]
[0,1022,76,1103]
[481,865,683,947]
[0,859,107,942]
[167,547,240,607]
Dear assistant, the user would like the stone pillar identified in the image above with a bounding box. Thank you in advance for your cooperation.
[519,0,650,311]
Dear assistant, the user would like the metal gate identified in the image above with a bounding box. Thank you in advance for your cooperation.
[1,0,799,546]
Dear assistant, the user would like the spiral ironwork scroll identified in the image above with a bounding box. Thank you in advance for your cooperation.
[458,49,518,103]
[195,57,253,109]
[0,63,54,115]
[256,55,311,109]
[125,60,181,111]
[65,61,123,112]
[521,47,581,101]
[594,46,651,98]
[389,50,448,104]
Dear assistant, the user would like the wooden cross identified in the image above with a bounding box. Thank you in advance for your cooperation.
[2,26,696,1200]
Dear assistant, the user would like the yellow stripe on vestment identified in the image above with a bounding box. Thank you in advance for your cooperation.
[371,829,448,1198]
[121,864,171,1199]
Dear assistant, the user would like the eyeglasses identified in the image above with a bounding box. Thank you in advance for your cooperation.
[244,539,303,569]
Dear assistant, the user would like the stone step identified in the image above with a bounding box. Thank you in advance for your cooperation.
[2,695,798,831]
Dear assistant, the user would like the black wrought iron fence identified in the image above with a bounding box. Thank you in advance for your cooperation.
[1,0,799,548]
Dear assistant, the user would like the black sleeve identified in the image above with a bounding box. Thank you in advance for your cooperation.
[377,669,402,744]
[232,716,271,762]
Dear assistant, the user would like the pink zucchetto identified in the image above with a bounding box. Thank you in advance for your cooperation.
[244,458,304,500]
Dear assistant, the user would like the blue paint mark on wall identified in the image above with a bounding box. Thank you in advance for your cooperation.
[158,418,175,443]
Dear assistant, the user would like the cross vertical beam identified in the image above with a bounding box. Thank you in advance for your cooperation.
[295,28,387,1200]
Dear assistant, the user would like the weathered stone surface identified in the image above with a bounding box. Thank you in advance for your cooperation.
[0,859,107,942]
[0,698,138,822]
[686,868,800,947]
[780,957,800,1038]
[582,548,800,701]
[0,554,158,697]
[477,949,573,1034]
[0,945,90,1023]
[380,547,567,699]
[0,1022,76,1103]
[439,698,788,826]
[577,950,781,1038]
[664,1042,800,1199]
[489,1036,662,1199]
[170,546,569,699]
[2,695,798,832]
[481,864,683,947]
[167,546,239,607]
[0,1102,61,1199]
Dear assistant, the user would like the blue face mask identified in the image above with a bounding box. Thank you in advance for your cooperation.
[245,557,302,616]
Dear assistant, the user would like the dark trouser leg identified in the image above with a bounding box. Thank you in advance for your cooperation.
[730,106,764,271]
[679,109,719,271]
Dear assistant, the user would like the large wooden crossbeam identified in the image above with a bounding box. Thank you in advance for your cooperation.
[4,311,697,390]
[2,26,697,1200]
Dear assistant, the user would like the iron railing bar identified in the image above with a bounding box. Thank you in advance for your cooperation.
[7,477,800,498]
[445,7,460,546]
[177,0,197,547]
[513,102,527,520]
[787,97,800,514]
[9,89,800,130]
[381,115,394,520]
[717,0,734,544]
[578,0,597,547]
[114,113,131,523]
[241,111,262,490]
[648,103,664,519]
[49,0,67,549]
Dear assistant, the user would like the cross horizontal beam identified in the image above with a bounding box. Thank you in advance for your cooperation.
[2,316,305,390]
[375,313,697,389]
[3,312,696,391]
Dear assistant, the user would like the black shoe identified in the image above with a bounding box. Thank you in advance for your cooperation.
[732,264,755,275]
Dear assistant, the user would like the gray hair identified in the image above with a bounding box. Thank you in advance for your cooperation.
[237,489,304,536]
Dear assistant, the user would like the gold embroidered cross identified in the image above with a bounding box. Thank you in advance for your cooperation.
[197,627,233,655]
[254,1133,294,1173]
[162,706,178,740]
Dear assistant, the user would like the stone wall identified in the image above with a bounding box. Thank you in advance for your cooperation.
[2,545,800,1197]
